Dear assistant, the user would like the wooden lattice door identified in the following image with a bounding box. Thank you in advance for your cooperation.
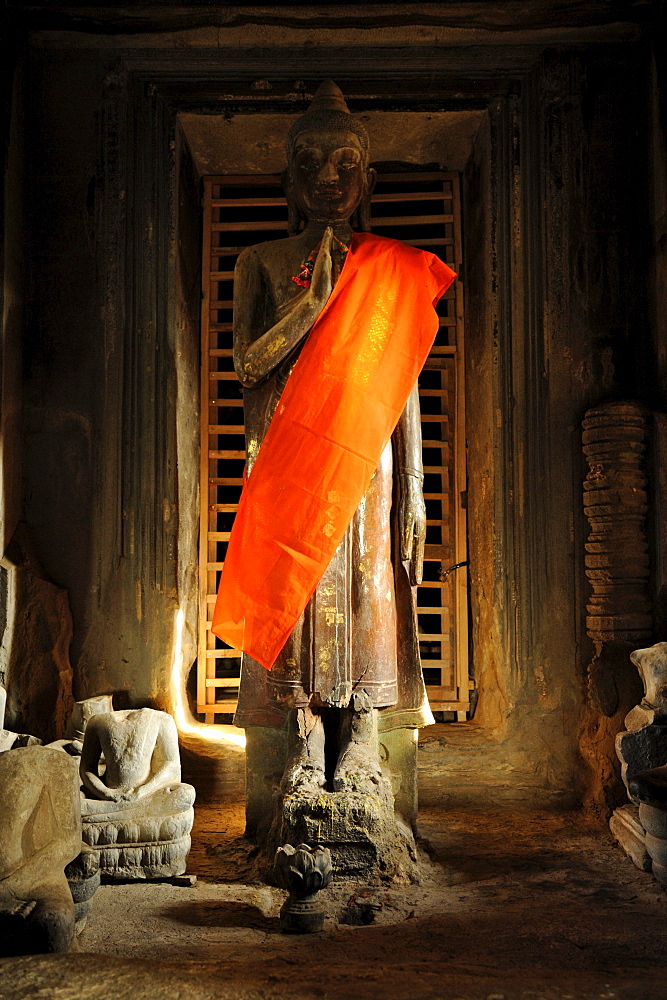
[198,170,469,723]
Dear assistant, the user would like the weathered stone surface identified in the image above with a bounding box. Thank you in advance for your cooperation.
[380,727,418,828]
[624,642,667,730]
[243,726,288,837]
[616,724,667,794]
[80,709,195,879]
[49,694,114,756]
[0,746,81,955]
[244,724,419,841]
[609,802,651,872]
[271,775,418,882]
[4,805,667,1000]
[0,525,74,744]
[616,643,667,885]
[582,402,652,718]
[0,682,43,752]
[65,848,101,932]
[639,803,667,885]
[82,784,195,880]
[0,729,41,752]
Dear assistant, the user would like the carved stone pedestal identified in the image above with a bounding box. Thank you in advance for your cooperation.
[81,783,195,880]
[246,723,420,881]
[270,778,417,882]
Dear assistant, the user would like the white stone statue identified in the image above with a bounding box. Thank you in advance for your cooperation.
[80,707,181,802]
[49,693,114,756]
[79,708,195,879]
[0,746,81,954]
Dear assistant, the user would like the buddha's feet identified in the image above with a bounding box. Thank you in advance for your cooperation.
[281,709,326,796]
[332,741,383,793]
[332,690,383,793]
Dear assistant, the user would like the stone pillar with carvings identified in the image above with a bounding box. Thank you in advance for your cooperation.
[582,400,652,716]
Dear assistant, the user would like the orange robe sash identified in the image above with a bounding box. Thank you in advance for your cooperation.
[212,232,456,669]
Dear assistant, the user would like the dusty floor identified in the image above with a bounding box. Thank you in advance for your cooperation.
[2,804,667,1000]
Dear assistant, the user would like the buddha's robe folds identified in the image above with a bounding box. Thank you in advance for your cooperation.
[212,232,456,731]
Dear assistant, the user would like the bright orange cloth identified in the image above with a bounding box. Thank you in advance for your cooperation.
[212,232,456,669]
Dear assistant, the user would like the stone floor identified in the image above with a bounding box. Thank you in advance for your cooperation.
[2,804,667,1000]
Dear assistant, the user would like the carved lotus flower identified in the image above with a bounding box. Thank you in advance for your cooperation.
[273,843,332,896]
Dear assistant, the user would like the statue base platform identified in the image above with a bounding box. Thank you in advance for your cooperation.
[80,783,195,880]
[609,803,651,872]
[268,776,418,882]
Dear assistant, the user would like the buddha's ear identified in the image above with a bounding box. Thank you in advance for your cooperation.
[282,168,305,236]
[355,167,376,233]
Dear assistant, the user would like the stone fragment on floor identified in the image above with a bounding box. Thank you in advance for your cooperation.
[0,746,81,955]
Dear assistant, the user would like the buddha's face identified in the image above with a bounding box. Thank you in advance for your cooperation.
[291,128,369,224]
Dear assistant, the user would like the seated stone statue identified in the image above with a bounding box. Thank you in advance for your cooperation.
[0,746,81,955]
[49,693,113,756]
[79,708,195,879]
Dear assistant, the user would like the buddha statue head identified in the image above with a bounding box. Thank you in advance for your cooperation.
[284,80,376,234]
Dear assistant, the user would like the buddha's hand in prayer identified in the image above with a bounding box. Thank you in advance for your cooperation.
[307,226,334,312]
[399,472,426,586]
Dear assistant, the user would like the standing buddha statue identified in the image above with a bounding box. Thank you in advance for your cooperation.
[212,81,456,798]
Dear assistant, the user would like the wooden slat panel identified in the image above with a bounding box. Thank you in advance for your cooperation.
[369,214,454,227]
[208,174,281,186]
[372,190,454,203]
[212,220,289,232]
[212,196,287,207]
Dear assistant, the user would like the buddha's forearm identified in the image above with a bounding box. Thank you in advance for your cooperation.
[81,768,113,798]
[236,296,321,388]
[134,760,181,799]
[393,383,424,480]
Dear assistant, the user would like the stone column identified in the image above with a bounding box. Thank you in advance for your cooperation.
[582,401,652,715]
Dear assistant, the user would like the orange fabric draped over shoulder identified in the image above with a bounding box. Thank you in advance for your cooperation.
[212,232,456,669]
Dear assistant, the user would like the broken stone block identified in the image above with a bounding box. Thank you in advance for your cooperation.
[1,524,74,744]
[48,693,114,756]
[639,803,667,885]
[270,774,418,882]
[616,642,667,886]
[0,683,42,753]
[609,803,651,872]
[0,746,81,955]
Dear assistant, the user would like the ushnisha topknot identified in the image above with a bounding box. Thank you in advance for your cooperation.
[286,80,369,162]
